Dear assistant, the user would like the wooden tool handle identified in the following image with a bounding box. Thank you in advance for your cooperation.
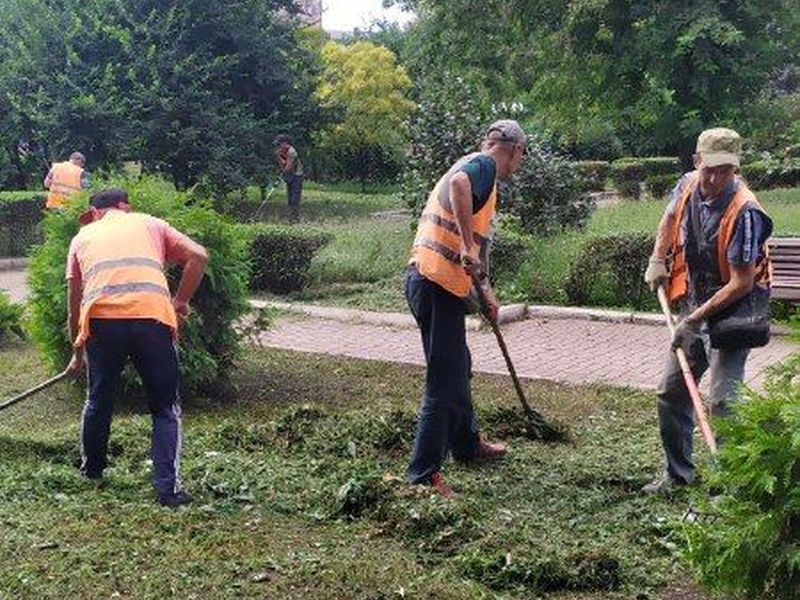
[657,287,717,454]
[0,371,69,413]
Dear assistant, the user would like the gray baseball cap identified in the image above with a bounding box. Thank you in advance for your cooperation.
[486,119,527,145]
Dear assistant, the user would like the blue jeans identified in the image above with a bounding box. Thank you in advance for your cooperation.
[656,325,749,483]
[81,318,183,496]
[405,266,479,484]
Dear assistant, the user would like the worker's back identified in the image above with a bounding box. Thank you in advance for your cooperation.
[71,210,176,345]
[47,161,84,209]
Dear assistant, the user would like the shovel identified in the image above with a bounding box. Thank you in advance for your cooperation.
[471,274,566,441]
[657,286,717,454]
[0,371,69,413]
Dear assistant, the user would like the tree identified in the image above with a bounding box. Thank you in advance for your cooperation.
[314,40,415,189]
[0,0,319,195]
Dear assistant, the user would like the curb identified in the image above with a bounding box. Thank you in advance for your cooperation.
[249,298,794,337]
[0,257,28,272]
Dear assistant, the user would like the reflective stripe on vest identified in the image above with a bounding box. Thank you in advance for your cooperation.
[47,161,83,209]
[667,173,772,303]
[410,162,497,298]
[73,211,177,346]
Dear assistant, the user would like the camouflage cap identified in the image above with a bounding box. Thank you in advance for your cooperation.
[486,119,527,146]
[696,127,742,168]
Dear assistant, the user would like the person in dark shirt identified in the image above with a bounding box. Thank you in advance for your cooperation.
[405,120,527,497]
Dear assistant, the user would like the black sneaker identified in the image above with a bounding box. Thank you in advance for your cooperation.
[157,490,193,508]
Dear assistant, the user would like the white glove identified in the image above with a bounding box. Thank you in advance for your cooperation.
[644,256,669,292]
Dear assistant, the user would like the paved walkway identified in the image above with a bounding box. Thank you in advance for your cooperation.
[3,267,797,390]
[257,312,797,391]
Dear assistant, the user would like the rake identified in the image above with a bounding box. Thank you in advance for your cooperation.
[0,371,69,413]
[471,274,567,442]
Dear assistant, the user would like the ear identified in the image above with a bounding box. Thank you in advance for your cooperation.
[119,202,132,212]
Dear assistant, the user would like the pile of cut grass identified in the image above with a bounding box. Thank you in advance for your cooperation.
[0,342,706,598]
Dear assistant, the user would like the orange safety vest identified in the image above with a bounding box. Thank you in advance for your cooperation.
[667,172,772,304]
[47,161,83,209]
[410,157,497,298]
[73,211,177,346]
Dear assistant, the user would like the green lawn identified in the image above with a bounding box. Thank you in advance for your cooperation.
[0,340,710,599]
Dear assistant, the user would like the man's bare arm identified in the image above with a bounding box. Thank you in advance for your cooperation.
[43,169,53,190]
[652,210,676,259]
[170,237,209,315]
[449,172,476,260]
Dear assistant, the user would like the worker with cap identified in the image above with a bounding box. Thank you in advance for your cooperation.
[44,152,90,209]
[405,119,527,497]
[65,188,208,507]
[274,134,303,221]
[642,127,773,494]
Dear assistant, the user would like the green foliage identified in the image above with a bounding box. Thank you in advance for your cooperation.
[315,40,414,189]
[0,0,317,195]
[743,159,800,191]
[564,233,656,311]
[244,224,331,293]
[0,291,24,341]
[26,176,249,396]
[645,174,677,200]
[401,71,488,219]
[684,381,800,599]
[0,195,44,257]
[574,160,610,192]
[505,137,595,235]
[490,226,531,285]
[610,158,680,200]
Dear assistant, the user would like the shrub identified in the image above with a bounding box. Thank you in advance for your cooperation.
[683,380,800,599]
[490,226,531,284]
[644,174,677,199]
[0,195,46,257]
[401,72,488,220]
[564,233,656,310]
[0,291,24,341]
[244,224,331,293]
[574,160,610,192]
[558,120,624,162]
[610,157,680,200]
[505,136,595,235]
[742,159,800,190]
[27,176,250,396]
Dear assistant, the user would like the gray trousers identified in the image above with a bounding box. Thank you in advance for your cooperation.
[656,327,749,484]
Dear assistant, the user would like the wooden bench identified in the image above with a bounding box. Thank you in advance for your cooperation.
[769,237,800,302]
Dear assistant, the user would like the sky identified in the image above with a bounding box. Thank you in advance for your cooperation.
[322,0,415,32]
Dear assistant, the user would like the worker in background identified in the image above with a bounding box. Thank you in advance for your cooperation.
[405,120,527,497]
[65,188,208,508]
[274,134,303,221]
[44,152,89,209]
[643,127,773,494]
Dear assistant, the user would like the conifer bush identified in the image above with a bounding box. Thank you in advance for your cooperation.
[27,176,250,396]
[684,376,800,600]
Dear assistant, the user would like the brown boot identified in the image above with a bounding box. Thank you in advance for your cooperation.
[476,437,507,460]
[430,472,454,498]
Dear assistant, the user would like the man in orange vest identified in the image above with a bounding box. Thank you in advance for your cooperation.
[405,120,527,497]
[44,152,89,209]
[643,128,773,494]
[65,188,208,507]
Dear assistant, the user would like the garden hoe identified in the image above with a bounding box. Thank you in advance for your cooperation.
[0,371,69,413]
[471,274,566,442]
[657,286,717,454]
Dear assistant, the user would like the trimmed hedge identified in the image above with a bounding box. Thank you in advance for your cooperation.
[490,228,531,284]
[574,160,610,192]
[244,224,332,294]
[644,174,676,200]
[610,157,680,200]
[741,159,800,190]
[564,233,656,311]
[0,195,46,257]
[27,176,250,396]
